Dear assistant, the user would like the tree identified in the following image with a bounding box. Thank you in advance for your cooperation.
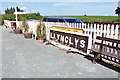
[115,7,120,16]
[3,14,15,21]
[115,7,120,22]
[26,13,42,20]
[16,6,24,12]
[5,7,23,14]
[5,10,7,14]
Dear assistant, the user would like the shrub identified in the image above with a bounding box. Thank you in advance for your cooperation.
[21,17,29,32]
[0,15,4,25]
[36,19,46,38]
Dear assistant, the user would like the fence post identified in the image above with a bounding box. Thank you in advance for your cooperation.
[93,23,96,43]
[45,22,50,41]
[69,23,72,28]
[90,23,93,43]
[106,24,110,38]
[110,24,114,39]
[100,24,103,37]
[84,23,86,34]
[103,24,107,37]
[76,23,78,28]
[96,24,100,36]
[87,23,90,35]
[118,24,120,55]
[115,24,119,39]
[81,23,83,29]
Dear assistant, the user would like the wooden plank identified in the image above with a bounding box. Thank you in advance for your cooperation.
[101,51,120,59]
[94,42,120,50]
[96,36,120,44]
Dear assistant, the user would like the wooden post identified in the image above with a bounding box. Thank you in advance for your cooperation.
[103,24,107,37]
[100,24,103,37]
[106,24,110,38]
[93,23,96,44]
[110,24,114,39]
[96,24,99,36]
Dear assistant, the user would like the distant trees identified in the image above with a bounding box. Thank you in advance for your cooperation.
[2,13,43,21]
[115,7,120,21]
[16,6,24,12]
[17,12,42,21]
[3,6,43,21]
[5,6,23,14]
[26,12,42,20]
[2,14,15,21]
[115,7,120,16]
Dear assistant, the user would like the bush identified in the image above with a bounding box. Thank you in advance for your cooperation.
[21,17,29,32]
[0,16,4,25]
[36,19,46,38]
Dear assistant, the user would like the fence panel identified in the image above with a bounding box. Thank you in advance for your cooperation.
[44,22,120,58]
[45,22,119,49]
[45,22,119,42]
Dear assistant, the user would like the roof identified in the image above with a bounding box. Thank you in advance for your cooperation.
[43,17,83,23]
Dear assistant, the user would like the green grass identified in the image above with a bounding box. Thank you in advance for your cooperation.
[60,16,119,22]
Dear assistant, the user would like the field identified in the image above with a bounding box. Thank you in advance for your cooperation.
[60,16,119,22]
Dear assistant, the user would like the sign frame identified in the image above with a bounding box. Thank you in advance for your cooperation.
[49,28,92,55]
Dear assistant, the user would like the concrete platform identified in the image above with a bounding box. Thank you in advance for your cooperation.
[1,27,119,78]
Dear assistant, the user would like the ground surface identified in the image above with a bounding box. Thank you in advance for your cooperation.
[1,27,119,78]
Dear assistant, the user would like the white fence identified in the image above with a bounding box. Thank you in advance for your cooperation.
[45,22,120,57]
[4,20,120,45]
[45,22,120,45]
[4,20,39,37]
[4,20,120,55]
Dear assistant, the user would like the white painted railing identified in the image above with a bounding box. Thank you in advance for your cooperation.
[4,20,120,45]
[4,20,120,55]
[45,22,120,56]
[45,22,120,45]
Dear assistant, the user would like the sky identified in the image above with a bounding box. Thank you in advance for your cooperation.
[1,1,120,16]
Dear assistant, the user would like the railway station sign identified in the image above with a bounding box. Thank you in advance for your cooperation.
[50,29,89,53]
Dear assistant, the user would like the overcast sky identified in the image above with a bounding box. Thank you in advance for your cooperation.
[1,1,120,16]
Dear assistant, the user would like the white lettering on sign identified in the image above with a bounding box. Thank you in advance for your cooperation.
[50,30,88,53]
[57,34,60,40]
[75,38,79,48]
[69,37,73,45]
[51,33,86,48]
[65,36,69,43]
[60,35,64,43]
[80,40,85,48]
